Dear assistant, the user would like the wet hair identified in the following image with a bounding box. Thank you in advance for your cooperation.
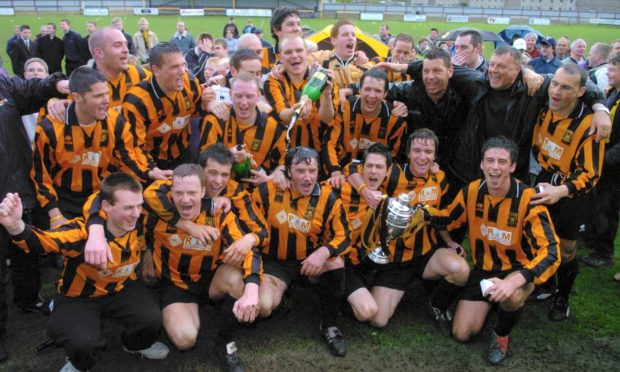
[360,68,388,93]
[331,19,355,39]
[100,173,142,205]
[362,143,392,169]
[149,42,182,68]
[493,45,523,66]
[173,163,205,188]
[406,128,439,155]
[425,47,451,68]
[230,71,260,91]
[481,136,518,164]
[457,30,482,47]
[557,62,588,87]
[69,66,107,95]
[271,7,300,42]
[285,147,320,179]
[230,48,260,71]
[199,143,234,168]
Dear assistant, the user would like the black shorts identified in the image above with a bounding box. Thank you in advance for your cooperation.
[459,268,519,303]
[344,265,367,298]
[262,258,304,288]
[158,274,214,309]
[373,253,433,291]
[546,196,584,240]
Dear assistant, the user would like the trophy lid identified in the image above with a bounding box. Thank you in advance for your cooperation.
[386,193,414,227]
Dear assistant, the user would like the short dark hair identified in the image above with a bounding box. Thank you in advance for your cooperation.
[47,22,57,31]
[331,19,354,39]
[457,30,482,47]
[285,147,320,179]
[19,25,30,32]
[482,136,518,164]
[149,42,182,68]
[69,66,107,95]
[199,143,234,168]
[557,62,588,87]
[60,19,70,25]
[425,47,451,68]
[430,28,439,33]
[610,55,620,66]
[173,163,204,187]
[360,68,388,93]
[100,173,142,205]
[271,7,300,41]
[407,128,439,155]
[197,33,213,43]
[393,33,414,47]
[362,143,392,169]
[493,45,523,66]
[230,48,260,71]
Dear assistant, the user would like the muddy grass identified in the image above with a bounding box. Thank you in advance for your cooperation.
[2,267,620,372]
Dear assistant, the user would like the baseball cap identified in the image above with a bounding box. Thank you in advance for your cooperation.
[253,28,263,34]
[540,36,556,49]
[513,38,526,50]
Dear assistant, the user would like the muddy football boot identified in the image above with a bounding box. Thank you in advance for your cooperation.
[320,323,346,356]
[428,302,452,337]
[549,296,570,321]
[486,332,509,365]
[216,341,244,372]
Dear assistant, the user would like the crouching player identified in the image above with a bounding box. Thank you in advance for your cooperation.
[142,161,262,372]
[444,137,560,365]
[0,174,168,372]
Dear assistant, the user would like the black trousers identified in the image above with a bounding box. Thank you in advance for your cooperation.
[586,178,620,259]
[47,282,162,370]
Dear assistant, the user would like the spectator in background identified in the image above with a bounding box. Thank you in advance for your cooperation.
[222,17,239,39]
[528,37,561,74]
[556,36,570,60]
[564,38,587,69]
[253,29,271,48]
[133,17,158,64]
[170,21,195,54]
[9,25,36,78]
[6,26,21,55]
[60,19,82,76]
[302,25,314,38]
[429,27,440,43]
[35,23,64,74]
[512,38,530,63]
[22,58,48,146]
[612,39,620,58]
[81,21,97,65]
[417,37,432,56]
[587,42,610,90]
[112,17,136,56]
[524,32,540,59]
[225,28,238,57]
[243,20,256,34]
[452,30,487,73]
[213,38,228,58]
[185,33,213,83]
[379,24,391,44]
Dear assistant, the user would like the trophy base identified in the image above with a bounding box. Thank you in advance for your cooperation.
[367,247,390,265]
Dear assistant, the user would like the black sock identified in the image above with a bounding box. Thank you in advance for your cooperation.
[557,259,579,299]
[494,308,522,337]
[216,294,239,345]
[430,279,462,311]
[317,268,345,329]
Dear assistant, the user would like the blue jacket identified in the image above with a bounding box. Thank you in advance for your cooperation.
[528,57,561,75]
[170,33,195,54]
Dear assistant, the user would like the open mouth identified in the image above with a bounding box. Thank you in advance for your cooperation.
[346,42,355,51]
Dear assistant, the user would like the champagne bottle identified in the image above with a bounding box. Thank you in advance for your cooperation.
[232,145,252,178]
[301,67,329,102]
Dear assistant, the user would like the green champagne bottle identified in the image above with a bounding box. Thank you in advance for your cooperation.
[232,145,252,178]
[301,67,329,102]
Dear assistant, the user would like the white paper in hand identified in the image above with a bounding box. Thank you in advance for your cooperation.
[480,279,494,296]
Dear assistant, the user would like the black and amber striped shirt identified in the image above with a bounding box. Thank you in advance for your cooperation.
[144,200,262,290]
[324,96,405,173]
[264,69,327,152]
[94,63,151,114]
[308,50,373,88]
[370,56,411,83]
[252,181,350,261]
[123,73,202,169]
[334,182,370,266]
[12,220,143,298]
[532,102,604,197]
[444,178,561,285]
[142,179,269,249]
[31,104,150,213]
[198,109,286,173]
[261,45,279,72]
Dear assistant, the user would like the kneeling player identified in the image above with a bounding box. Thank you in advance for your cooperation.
[142,160,261,372]
[444,137,560,365]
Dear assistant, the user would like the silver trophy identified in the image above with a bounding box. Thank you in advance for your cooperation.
[367,193,420,264]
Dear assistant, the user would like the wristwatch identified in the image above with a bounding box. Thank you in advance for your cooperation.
[594,106,610,115]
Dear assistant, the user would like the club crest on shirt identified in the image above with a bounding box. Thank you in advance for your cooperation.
[251,139,261,152]
[507,212,518,227]
[561,129,574,144]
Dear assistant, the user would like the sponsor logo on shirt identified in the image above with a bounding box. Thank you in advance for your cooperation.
[480,224,512,246]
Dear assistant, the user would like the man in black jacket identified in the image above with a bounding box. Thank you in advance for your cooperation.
[35,23,64,74]
[9,25,35,78]
[60,19,82,76]
[0,73,68,362]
